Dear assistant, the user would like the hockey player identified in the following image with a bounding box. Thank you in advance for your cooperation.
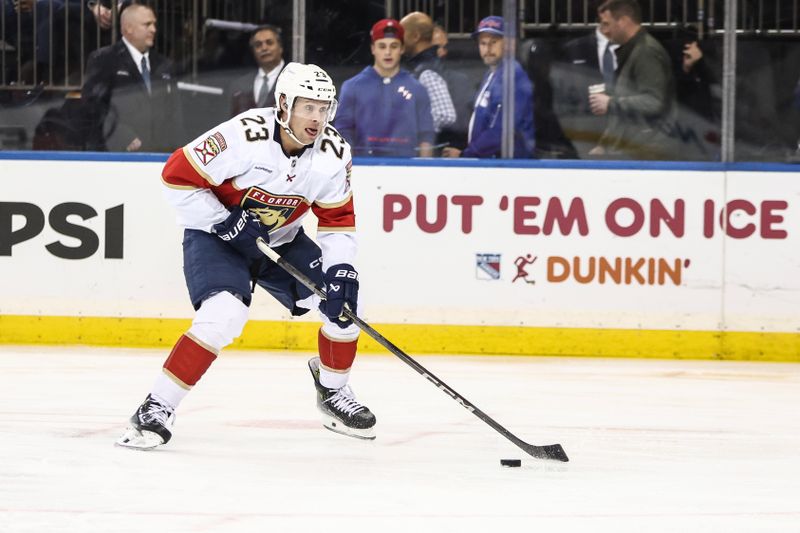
[117,62,376,449]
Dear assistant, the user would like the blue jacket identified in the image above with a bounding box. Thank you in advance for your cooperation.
[335,67,435,157]
[464,60,535,158]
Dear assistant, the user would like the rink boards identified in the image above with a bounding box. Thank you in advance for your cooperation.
[0,154,798,361]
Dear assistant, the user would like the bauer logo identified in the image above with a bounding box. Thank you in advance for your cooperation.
[475,253,501,280]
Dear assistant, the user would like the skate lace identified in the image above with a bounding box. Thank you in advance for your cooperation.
[142,397,173,426]
[325,386,365,416]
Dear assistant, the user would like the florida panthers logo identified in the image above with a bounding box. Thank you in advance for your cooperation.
[240,186,309,231]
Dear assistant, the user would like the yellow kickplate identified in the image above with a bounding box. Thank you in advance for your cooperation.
[0,315,797,362]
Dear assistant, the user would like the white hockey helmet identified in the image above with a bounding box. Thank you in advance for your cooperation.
[274,62,338,143]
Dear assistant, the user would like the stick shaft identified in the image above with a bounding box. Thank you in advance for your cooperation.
[255,238,568,461]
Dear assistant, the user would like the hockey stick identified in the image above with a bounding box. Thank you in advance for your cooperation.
[256,238,568,462]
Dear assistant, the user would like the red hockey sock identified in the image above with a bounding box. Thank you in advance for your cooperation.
[163,334,218,388]
[318,328,358,372]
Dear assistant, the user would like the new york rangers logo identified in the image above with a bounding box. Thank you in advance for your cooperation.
[241,186,308,231]
[476,253,501,280]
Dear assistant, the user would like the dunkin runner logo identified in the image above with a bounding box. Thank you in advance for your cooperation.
[241,186,309,232]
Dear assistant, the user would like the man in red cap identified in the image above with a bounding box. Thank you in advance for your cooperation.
[334,18,434,157]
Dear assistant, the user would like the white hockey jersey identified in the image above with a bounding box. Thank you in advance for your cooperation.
[161,107,356,268]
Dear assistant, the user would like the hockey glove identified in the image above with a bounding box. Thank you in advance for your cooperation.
[212,207,270,262]
[320,264,358,328]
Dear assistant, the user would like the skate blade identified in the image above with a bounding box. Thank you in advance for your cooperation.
[115,427,166,450]
[320,413,376,441]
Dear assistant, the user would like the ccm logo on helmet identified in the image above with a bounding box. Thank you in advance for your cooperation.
[0,202,124,259]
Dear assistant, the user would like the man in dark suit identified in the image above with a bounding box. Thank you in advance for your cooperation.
[228,25,285,117]
[81,3,182,152]
[555,27,618,158]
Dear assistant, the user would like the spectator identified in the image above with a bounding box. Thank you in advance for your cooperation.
[564,27,618,92]
[52,1,134,85]
[670,30,785,161]
[667,26,721,160]
[589,0,677,160]
[676,39,717,121]
[399,11,456,136]
[556,26,619,157]
[228,25,285,117]
[428,24,475,153]
[32,91,88,150]
[1,0,65,83]
[794,76,800,157]
[81,3,182,152]
[731,41,785,161]
[335,18,434,157]
[1,0,132,85]
[518,28,578,159]
[432,24,448,59]
[442,16,535,159]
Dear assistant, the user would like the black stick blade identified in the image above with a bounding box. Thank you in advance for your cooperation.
[523,443,569,462]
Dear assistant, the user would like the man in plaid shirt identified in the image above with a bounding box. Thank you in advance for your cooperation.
[400,12,457,134]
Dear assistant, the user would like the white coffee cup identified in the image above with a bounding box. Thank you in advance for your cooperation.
[588,83,606,95]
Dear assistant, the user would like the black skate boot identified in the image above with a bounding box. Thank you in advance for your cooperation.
[116,394,176,450]
[308,357,376,440]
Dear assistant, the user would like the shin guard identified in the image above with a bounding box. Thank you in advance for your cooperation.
[318,328,358,373]
[163,333,218,389]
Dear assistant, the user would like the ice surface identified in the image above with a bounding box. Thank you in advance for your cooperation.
[0,346,798,532]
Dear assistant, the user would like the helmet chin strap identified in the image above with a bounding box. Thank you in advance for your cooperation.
[275,106,307,146]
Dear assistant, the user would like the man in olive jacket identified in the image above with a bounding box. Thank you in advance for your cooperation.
[589,0,677,160]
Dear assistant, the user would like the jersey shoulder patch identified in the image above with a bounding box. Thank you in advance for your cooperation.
[183,112,264,185]
[191,130,228,166]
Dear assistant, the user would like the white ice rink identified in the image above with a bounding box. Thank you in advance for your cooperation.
[0,346,798,533]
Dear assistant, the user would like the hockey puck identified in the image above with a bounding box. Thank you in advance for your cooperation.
[500,459,522,467]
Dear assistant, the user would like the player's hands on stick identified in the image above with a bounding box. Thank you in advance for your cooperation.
[213,207,270,262]
[320,264,358,328]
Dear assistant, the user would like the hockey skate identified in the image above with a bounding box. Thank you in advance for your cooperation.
[308,357,376,440]
[116,394,175,450]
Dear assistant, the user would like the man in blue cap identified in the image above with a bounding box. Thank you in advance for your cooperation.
[442,15,535,158]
